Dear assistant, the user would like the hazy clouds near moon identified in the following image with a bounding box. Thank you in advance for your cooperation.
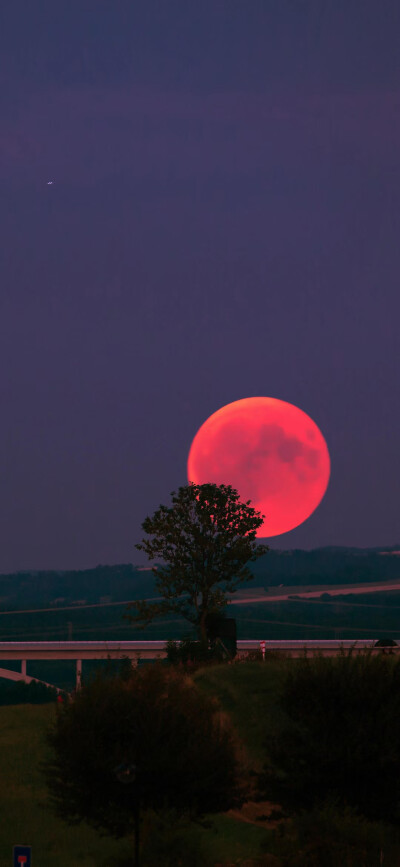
[187,397,330,537]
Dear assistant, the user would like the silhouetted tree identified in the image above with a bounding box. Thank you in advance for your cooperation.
[44,665,243,839]
[127,482,268,641]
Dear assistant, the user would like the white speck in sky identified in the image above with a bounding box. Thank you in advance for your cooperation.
[47,181,53,185]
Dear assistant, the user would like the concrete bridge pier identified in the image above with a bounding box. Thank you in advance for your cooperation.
[76,659,82,690]
[21,660,27,680]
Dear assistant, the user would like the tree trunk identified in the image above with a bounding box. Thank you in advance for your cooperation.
[199,611,208,644]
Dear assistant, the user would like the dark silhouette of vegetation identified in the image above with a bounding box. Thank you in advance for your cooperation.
[166,617,237,667]
[269,803,400,867]
[166,636,226,667]
[127,482,268,641]
[374,637,398,648]
[0,678,58,705]
[44,664,243,839]
[261,652,400,822]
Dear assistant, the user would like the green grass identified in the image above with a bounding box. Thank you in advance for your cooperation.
[202,814,272,862]
[195,659,288,767]
[0,704,135,866]
[0,663,285,866]
[137,811,271,866]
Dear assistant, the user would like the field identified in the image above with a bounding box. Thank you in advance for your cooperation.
[0,662,282,866]
[3,588,400,645]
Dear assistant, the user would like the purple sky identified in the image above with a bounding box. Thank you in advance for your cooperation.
[0,1,399,571]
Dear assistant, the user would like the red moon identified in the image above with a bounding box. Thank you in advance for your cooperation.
[187,397,330,537]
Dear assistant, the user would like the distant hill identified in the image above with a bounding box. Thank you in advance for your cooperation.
[0,546,399,611]
[251,545,400,587]
[0,564,158,611]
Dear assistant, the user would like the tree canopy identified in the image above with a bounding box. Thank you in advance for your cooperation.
[44,665,242,838]
[127,482,268,640]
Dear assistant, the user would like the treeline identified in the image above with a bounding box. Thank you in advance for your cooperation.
[0,546,399,612]
[0,563,157,610]
[252,545,400,587]
[0,678,58,705]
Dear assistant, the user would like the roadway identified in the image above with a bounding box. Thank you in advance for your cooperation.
[231,580,400,604]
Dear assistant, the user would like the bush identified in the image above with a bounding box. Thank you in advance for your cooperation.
[166,637,226,667]
[44,664,243,838]
[270,803,400,867]
[0,678,59,705]
[261,652,400,821]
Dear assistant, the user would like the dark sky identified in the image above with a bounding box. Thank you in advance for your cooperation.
[0,1,399,571]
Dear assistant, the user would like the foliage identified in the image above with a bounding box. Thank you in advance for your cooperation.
[261,652,400,821]
[44,664,243,838]
[166,637,221,667]
[166,629,237,667]
[269,803,400,867]
[0,677,59,705]
[127,482,268,640]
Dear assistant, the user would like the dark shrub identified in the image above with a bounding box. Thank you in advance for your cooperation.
[0,678,58,705]
[166,636,226,667]
[261,652,400,821]
[270,803,400,867]
[44,664,243,838]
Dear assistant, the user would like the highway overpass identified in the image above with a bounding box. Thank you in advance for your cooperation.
[0,639,388,690]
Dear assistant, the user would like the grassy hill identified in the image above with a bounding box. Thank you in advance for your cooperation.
[0,703,134,867]
[195,660,288,768]
[0,664,283,866]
